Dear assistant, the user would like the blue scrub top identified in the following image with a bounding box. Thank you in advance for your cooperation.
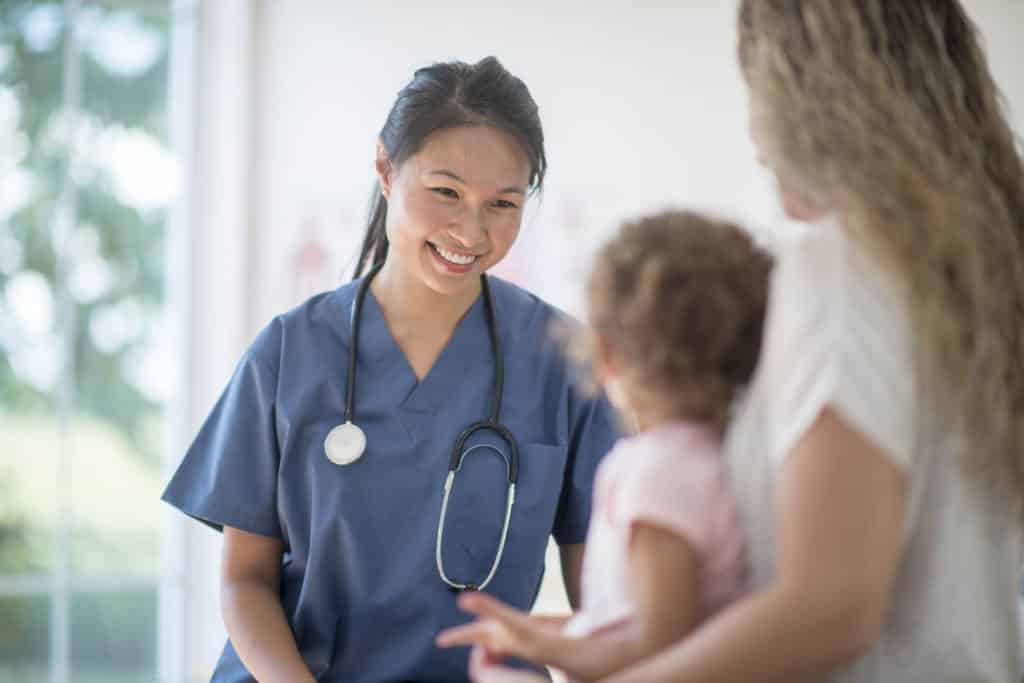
[162,276,620,682]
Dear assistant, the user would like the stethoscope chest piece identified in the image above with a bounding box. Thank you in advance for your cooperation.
[324,421,367,466]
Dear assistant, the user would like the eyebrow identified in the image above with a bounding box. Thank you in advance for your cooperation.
[427,169,527,196]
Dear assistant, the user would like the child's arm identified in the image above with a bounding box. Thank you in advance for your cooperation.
[437,521,700,681]
[601,410,908,683]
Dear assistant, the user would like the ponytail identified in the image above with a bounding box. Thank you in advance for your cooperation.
[353,183,389,279]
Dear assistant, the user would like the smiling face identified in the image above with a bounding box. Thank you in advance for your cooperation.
[376,125,532,299]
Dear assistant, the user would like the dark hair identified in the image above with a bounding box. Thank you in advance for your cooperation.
[353,56,547,278]
[585,211,773,431]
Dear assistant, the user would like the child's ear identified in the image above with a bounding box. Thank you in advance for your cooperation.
[593,334,622,383]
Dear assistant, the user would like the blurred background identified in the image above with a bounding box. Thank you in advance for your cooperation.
[0,1,1020,681]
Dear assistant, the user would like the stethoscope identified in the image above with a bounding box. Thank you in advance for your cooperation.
[323,262,519,592]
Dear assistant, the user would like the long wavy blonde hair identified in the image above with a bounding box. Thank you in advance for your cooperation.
[738,0,1024,513]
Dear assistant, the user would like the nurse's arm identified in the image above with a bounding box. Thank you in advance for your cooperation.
[221,526,317,683]
[559,543,585,609]
[600,408,908,683]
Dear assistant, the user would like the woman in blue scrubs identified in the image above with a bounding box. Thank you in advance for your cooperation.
[162,56,619,682]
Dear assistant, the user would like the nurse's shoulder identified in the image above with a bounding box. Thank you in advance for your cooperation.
[486,275,582,361]
[246,281,362,373]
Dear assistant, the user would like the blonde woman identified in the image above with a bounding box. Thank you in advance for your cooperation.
[465,1,1024,681]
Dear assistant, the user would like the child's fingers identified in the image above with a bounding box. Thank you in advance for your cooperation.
[470,645,501,669]
[469,646,547,683]
[437,619,522,657]
[457,593,532,630]
[435,621,494,649]
[468,645,498,678]
[468,646,500,682]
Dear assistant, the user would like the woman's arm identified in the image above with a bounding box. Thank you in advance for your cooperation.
[439,523,700,681]
[602,408,908,683]
[221,526,317,683]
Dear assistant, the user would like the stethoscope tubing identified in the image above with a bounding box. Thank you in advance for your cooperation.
[344,263,519,591]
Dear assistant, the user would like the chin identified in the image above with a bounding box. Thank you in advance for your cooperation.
[421,269,483,298]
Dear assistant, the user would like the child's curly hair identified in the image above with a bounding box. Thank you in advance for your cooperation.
[585,210,773,431]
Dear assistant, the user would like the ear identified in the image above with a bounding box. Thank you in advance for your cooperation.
[375,140,394,200]
[593,333,622,383]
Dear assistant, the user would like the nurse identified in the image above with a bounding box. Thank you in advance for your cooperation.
[162,56,619,682]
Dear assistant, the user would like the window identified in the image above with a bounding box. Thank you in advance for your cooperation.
[0,2,188,681]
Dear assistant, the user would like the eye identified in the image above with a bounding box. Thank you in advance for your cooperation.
[493,199,519,209]
[431,187,459,199]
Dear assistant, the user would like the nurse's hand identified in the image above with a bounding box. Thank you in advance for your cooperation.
[436,592,565,663]
[467,646,550,683]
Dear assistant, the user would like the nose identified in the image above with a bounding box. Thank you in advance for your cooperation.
[446,207,488,248]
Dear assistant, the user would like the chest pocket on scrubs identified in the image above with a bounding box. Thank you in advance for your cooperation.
[506,441,566,562]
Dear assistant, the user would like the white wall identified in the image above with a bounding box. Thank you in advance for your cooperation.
[247,0,1024,324]
[176,1,1023,678]
[249,0,769,320]
[165,2,258,680]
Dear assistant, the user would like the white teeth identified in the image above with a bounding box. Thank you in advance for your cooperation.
[433,245,476,265]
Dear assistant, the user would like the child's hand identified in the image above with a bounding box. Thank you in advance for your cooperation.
[467,646,550,683]
[435,592,565,663]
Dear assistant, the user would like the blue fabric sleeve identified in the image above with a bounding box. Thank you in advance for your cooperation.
[552,386,620,545]
[161,324,283,538]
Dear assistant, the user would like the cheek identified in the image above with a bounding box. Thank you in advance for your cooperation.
[389,192,452,243]
[488,217,522,253]
[779,184,825,222]
[781,193,810,220]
